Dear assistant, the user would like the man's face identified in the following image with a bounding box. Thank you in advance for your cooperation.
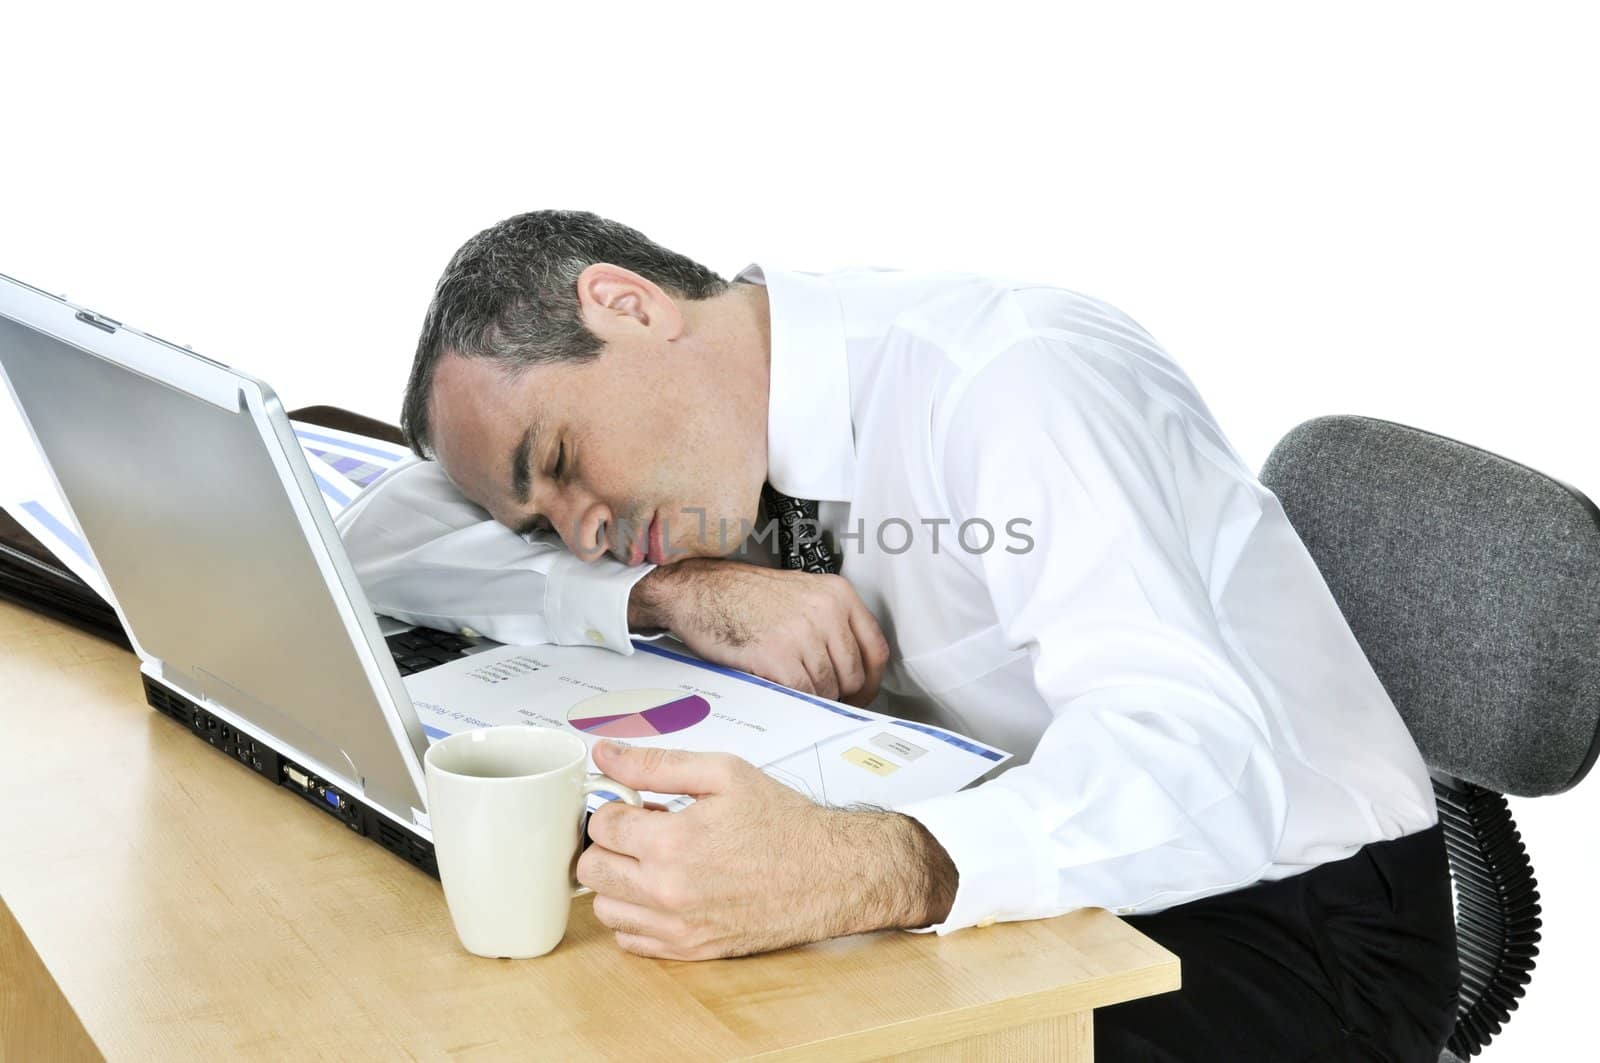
[426,269,768,566]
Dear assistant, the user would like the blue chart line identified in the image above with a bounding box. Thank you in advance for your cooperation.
[293,428,407,462]
[311,473,351,506]
[891,719,1005,762]
[19,500,92,564]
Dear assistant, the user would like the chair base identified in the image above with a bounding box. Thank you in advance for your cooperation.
[1432,775,1542,1058]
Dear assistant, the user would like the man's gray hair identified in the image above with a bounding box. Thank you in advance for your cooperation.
[400,210,731,458]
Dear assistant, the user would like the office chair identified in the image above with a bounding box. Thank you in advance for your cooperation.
[1259,414,1600,1061]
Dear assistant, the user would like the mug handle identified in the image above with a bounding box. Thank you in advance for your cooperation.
[570,774,645,899]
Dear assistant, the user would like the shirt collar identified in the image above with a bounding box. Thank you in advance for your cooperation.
[732,262,856,502]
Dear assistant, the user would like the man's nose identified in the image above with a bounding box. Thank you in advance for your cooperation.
[542,487,612,560]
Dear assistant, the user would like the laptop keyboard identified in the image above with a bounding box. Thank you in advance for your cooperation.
[384,627,474,676]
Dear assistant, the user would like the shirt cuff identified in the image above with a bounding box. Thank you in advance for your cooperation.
[894,783,1064,935]
[543,552,658,654]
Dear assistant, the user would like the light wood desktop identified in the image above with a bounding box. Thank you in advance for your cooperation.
[0,601,1179,1060]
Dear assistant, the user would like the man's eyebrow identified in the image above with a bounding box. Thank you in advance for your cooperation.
[509,421,537,505]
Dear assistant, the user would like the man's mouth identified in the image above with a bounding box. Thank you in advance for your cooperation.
[646,511,666,566]
[621,511,660,567]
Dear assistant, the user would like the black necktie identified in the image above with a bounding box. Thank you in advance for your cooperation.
[761,483,840,575]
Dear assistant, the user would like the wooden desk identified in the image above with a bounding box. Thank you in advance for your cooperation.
[0,601,1178,1060]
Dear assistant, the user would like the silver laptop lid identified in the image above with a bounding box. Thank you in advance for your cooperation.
[0,273,429,818]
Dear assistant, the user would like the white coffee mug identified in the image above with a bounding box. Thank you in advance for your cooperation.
[423,726,642,959]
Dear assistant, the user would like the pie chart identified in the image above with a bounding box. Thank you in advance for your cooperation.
[567,689,712,738]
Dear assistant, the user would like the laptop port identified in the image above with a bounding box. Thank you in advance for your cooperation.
[283,765,312,791]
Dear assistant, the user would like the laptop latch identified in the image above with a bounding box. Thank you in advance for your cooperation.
[74,309,121,334]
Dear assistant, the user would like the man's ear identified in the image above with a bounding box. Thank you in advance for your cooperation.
[576,262,685,342]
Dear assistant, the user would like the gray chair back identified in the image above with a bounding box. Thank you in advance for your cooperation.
[1260,414,1600,797]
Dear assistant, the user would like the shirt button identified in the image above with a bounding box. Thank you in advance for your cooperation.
[459,626,480,639]
[976,915,996,928]
[586,629,606,644]
[1113,906,1136,916]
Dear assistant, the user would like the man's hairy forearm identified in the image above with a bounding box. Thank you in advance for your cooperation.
[627,561,709,631]
[626,558,788,648]
[824,809,959,935]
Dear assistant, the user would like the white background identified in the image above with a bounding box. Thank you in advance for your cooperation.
[2,3,1595,1056]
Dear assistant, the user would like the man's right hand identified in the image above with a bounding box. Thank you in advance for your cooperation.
[627,559,890,708]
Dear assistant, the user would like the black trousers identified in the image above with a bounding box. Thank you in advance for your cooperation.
[1095,824,1459,1062]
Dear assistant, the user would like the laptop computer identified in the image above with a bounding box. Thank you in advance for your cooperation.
[0,271,488,878]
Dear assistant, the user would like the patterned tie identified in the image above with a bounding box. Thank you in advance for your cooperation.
[761,483,840,575]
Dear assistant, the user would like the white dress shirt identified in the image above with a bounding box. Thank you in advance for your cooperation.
[335,454,659,651]
[338,263,1437,935]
